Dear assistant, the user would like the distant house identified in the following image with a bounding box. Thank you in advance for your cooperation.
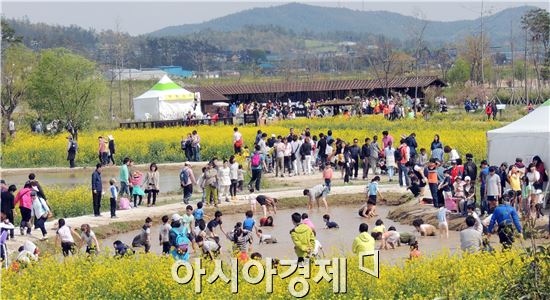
[105,68,167,81]
[195,71,220,79]
[157,66,194,78]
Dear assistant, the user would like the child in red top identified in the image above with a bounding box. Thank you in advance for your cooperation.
[322,162,333,190]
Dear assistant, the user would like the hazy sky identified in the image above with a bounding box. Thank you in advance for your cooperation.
[2,1,548,35]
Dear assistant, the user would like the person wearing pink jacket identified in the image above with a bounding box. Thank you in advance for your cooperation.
[14,183,33,235]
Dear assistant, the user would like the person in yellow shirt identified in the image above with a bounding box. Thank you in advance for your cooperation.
[508,165,522,210]
[371,219,386,240]
[352,223,375,254]
[290,212,315,263]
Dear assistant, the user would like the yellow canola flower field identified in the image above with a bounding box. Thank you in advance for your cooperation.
[2,115,502,168]
[1,250,535,299]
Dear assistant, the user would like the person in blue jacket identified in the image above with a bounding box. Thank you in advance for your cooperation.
[487,199,522,250]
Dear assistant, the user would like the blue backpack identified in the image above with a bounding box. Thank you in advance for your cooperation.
[170,226,190,261]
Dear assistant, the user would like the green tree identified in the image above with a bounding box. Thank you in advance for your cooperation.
[1,19,22,53]
[28,48,105,139]
[447,58,470,85]
[1,45,35,142]
[522,8,550,82]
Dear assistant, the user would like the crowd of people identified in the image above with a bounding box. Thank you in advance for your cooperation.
[1,124,549,269]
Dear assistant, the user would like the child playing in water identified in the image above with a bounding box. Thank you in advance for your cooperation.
[409,241,421,259]
[322,214,339,229]
[207,211,226,238]
[371,219,385,240]
[195,235,220,260]
[259,216,274,227]
[257,229,277,244]
[358,202,376,218]
[243,210,260,236]
[255,194,278,218]
[412,219,437,236]
[193,201,208,230]
[312,239,324,258]
[301,213,316,233]
[437,207,449,238]
[366,176,383,217]
[381,226,401,250]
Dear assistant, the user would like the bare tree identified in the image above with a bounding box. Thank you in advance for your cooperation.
[522,8,550,103]
[409,11,429,108]
[114,17,129,115]
[433,47,453,81]
[368,37,399,99]
[459,34,490,84]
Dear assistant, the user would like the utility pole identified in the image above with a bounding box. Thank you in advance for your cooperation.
[480,0,484,86]
[510,20,516,104]
[523,28,529,105]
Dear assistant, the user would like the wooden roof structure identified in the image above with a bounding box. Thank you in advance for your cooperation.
[189,76,446,102]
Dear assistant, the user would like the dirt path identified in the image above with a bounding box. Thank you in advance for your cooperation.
[4,182,405,252]
[0,161,210,175]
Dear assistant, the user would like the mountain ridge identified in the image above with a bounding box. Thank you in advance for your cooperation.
[149,3,537,45]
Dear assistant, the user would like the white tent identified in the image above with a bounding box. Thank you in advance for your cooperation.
[487,99,550,166]
[133,75,202,121]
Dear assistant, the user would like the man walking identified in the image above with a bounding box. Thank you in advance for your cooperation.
[108,135,116,165]
[248,145,267,192]
[192,130,201,161]
[119,157,130,198]
[67,135,77,168]
[180,162,196,204]
[98,136,108,166]
[317,133,327,168]
[368,136,380,178]
[397,139,410,187]
[349,138,360,179]
[92,164,103,217]
[361,137,371,180]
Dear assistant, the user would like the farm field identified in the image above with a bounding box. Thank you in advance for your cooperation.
[2,113,505,168]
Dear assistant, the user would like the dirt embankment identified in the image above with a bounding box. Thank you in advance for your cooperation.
[387,201,467,231]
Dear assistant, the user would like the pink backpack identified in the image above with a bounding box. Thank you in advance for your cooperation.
[119,197,130,210]
[251,152,261,167]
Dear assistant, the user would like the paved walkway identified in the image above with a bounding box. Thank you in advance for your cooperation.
[4,184,405,252]
[0,161,209,174]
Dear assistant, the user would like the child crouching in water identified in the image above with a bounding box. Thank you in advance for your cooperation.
[371,219,385,240]
[258,229,277,244]
[409,241,421,259]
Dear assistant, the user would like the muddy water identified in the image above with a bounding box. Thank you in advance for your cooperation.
[1,165,202,193]
[102,205,461,264]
